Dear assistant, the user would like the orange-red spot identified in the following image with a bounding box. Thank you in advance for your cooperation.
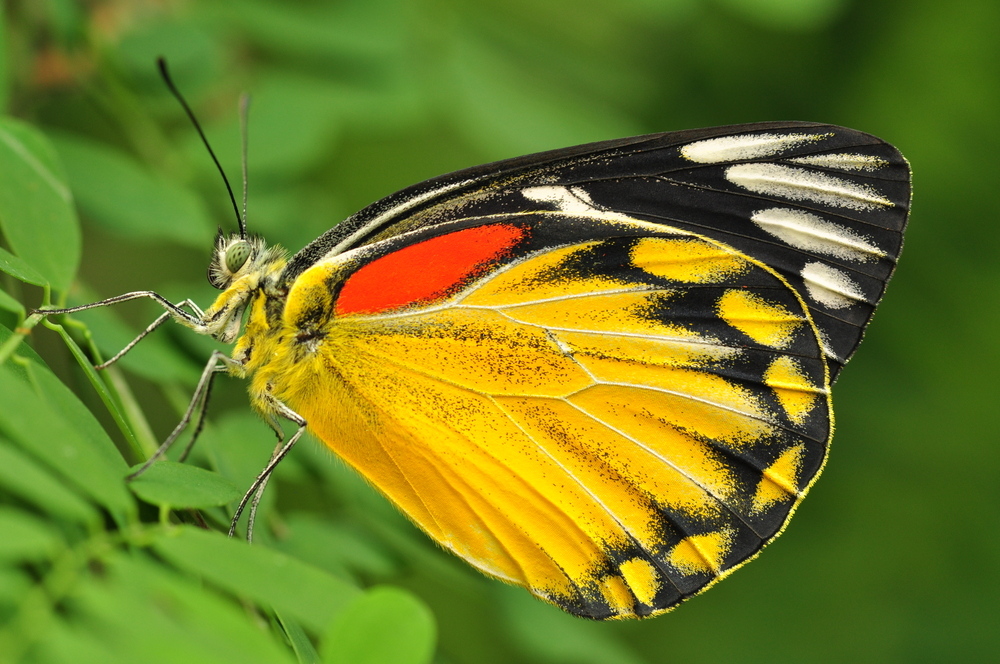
[335,224,525,315]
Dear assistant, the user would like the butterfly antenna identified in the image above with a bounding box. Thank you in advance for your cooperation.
[239,93,251,236]
[157,57,244,237]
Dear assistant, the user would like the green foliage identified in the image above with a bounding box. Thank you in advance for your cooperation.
[50,132,214,248]
[128,462,242,510]
[1,0,997,662]
[321,587,436,664]
[0,118,79,291]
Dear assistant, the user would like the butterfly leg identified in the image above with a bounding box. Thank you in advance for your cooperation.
[126,350,241,480]
[96,299,204,369]
[33,290,204,327]
[228,396,307,541]
[33,293,210,368]
[242,413,286,541]
[244,442,279,543]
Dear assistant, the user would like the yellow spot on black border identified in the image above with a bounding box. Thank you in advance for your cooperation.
[764,356,821,425]
[717,289,802,349]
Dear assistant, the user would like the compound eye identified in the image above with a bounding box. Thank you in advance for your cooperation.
[225,240,252,274]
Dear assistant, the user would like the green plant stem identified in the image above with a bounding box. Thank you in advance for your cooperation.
[0,311,44,365]
[44,318,149,463]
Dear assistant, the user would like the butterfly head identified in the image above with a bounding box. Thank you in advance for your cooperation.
[207,230,275,290]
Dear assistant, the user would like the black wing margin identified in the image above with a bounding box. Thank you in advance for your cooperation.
[282,121,910,380]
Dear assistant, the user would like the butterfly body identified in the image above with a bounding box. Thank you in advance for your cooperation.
[55,122,908,620]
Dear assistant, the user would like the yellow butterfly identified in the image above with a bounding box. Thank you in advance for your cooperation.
[38,68,910,618]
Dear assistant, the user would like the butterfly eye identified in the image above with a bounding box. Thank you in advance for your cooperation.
[225,240,252,273]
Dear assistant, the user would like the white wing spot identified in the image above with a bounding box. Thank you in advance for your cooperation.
[522,185,598,213]
[726,163,892,211]
[788,153,889,171]
[680,132,831,164]
[800,262,867,309]
[751,208,886,262]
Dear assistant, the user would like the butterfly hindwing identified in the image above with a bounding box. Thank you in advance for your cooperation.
[283,122,909,380]
[268,214,832,618]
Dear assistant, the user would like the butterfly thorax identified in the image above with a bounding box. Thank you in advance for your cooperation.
[238,255,359,416]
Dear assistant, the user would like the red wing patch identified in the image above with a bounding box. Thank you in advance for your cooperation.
[335,224,526,316]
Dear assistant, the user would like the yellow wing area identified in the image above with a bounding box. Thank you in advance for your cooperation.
[264,228,831,619]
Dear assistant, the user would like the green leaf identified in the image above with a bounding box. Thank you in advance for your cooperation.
[0,507,64,561]
[276,610,322,664]
[129,461,242,509]
[49,132,214,248]
[0,438,100,524]
[42,317,148,464]
[320,586,436,664]
[0,244,48,286]
[152,526,362,633]
[0,362,134,517]
[0,118,81,291]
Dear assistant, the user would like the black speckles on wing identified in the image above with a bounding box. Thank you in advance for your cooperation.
[294,215,833,618]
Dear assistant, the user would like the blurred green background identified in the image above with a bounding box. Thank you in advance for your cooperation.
[0,0,997,662]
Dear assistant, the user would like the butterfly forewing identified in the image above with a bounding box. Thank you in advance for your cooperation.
[283,122,909,380]
[263,213,833,618]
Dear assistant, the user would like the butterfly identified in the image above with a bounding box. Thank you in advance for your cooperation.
[40,116,910,620]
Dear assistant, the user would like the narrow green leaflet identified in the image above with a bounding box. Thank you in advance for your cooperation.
[320,587,435,664]
[0,244,47,286]
[129,461,241,509]
[0,362,134,517]
[275,610,322,664]
[152,526,362,633]
[49,132,214,248]
[0,118,80,291]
